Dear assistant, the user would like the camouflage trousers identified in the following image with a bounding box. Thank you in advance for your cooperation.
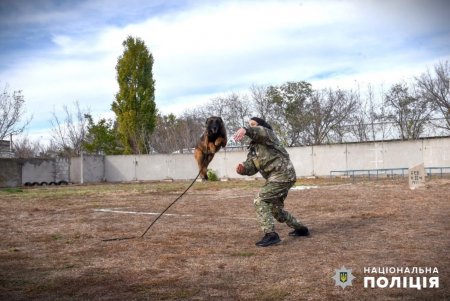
[253,180,304,234]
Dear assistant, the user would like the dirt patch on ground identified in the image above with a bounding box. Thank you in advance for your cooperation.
[0,179,449,300]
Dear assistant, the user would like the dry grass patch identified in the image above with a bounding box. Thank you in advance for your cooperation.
[0,178,449,300]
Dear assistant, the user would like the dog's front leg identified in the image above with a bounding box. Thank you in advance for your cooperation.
[207,142,217,154]
[214,137,224,147]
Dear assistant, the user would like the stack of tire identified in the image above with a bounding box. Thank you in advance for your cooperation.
[23,181,69,187]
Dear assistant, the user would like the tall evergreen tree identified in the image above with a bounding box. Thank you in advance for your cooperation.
[112,36,156,154]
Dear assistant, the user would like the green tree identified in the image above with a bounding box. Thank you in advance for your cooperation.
[82,114,122,155]
[112,36,157,154]
[266,81,312,146]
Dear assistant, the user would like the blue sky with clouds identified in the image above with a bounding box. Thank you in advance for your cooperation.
[0,0,449,142]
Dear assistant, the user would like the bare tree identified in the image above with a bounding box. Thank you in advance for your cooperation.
[0,84,32,140]
[305,88,357,145]
[416,60,450,132]
[13,136,42,158]
[50,101,88,156]
[250,84,274,121]
[148,114,179,154]
[178,114,204,149]
[188,93,253,141]
[194,97,229,119]
[221,92,253,131]
[251,82,357,145]
[149,114,204,154]
[383,82,433,140]
[148,62,448,152]
[350,101,370,142]
[349,84,383,142]
[12,136,38,158]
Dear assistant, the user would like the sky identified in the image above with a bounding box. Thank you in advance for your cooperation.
[0,0,449,143]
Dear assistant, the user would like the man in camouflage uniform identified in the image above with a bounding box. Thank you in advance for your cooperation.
[233,117,309,247]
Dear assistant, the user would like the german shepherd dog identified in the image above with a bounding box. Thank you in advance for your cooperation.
[194,116,227,180]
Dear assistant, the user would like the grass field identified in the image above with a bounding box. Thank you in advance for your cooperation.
[0,178,449,300]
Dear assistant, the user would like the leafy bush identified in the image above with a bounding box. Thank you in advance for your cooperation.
[207,169,219,181]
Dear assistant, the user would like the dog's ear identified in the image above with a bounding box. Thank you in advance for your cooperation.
[205,117,211,125]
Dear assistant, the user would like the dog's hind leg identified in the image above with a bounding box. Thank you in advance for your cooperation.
[201,163,208,180]
[202,153,215,180]
[194,148,208,180]
[200,152,216,181]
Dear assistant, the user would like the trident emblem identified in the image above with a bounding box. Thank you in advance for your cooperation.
[340,272,348,283]
[332,266,355,289]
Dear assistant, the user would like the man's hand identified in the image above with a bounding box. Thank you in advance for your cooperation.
[233,128,246,142]
[236,163,246,175]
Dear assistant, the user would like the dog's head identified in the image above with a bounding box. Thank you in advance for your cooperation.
[205,116,224,135]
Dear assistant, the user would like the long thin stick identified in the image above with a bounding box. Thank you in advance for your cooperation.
[139,171,201,238]
[101,170,202,242]
[102,138,213,243]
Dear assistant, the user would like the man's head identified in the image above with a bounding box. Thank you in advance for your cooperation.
[249,117,272,130]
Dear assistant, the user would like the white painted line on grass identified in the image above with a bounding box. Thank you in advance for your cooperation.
[94,208,256,220]
[94,208,193,217]
[291,186,319,190]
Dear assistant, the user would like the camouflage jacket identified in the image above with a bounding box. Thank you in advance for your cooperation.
[241,126,296,182]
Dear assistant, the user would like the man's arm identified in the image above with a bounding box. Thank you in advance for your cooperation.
[236,156,258,176]
[244,126,269,144]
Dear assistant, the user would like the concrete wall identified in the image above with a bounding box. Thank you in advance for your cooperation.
[68,137,450,183]
[22,158,70,184]
[104,155,135,182]
[70,157,81,183]
[0,158,70,187]
[1,137,449,187]
[208,150,261,180]
[423,138,450,167]
[71,155,104,183]
[104,154,206,182]
[54,158,70,182]
[22,159,55,184]
[0,159,22,187]
[71,150,263,184]
[135,154,198,181]
[340,138,450,172]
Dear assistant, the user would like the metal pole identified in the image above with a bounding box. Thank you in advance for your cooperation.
[80,151,84,184]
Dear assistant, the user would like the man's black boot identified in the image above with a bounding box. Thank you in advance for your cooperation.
[288,226,310,236]
[255,232,281,247]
